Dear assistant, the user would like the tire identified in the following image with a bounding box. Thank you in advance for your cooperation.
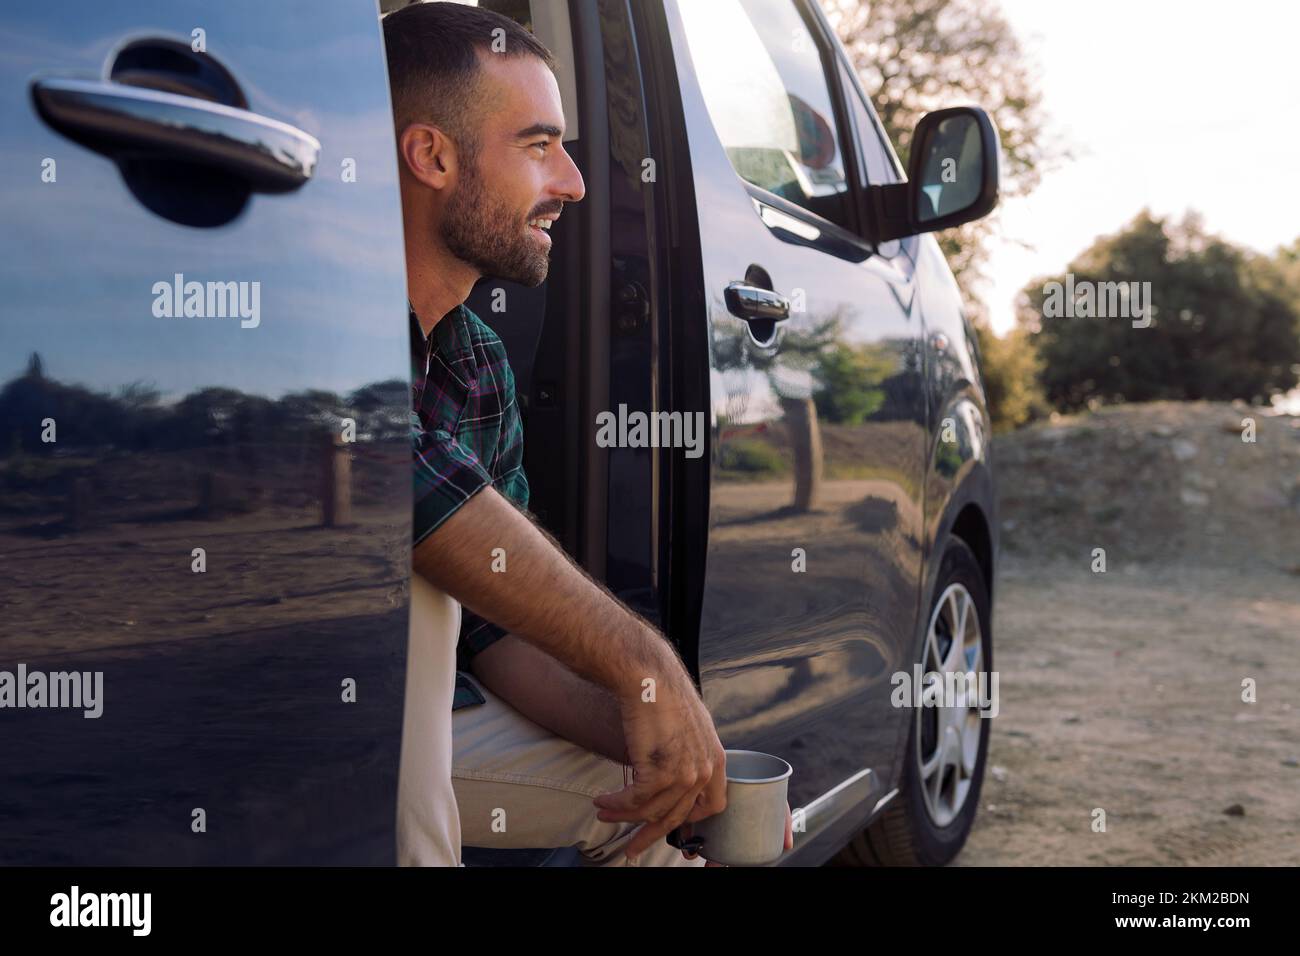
[835,536,993,866]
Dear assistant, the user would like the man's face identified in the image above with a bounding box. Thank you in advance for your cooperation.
[440,53,585,287]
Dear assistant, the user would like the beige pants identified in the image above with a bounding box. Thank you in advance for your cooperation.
[396,573,700,867]
[452,673,704,867]
[396,574,463,866]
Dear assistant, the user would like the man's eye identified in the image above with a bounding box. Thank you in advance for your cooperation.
[531,140,550,152]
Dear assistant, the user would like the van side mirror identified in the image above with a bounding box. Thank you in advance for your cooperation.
[868,106,1000,242]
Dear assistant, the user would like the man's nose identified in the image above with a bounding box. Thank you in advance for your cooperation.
[554,147,585,203]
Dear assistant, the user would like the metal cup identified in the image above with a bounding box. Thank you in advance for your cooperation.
[687,749,792,866]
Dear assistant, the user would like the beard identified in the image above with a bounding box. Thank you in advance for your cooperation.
[440,157,551,287]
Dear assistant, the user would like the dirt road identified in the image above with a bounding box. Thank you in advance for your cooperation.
[956,402,1300,865]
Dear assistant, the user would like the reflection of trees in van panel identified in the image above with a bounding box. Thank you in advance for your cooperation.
[710,314,921,508]
[0,355,409,530]
[1,354,408,453]
[812,343,892,424]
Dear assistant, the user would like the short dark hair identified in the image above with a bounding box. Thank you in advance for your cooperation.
[383,2,556,165]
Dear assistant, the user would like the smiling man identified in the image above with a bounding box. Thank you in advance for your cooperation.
[384,1,726,867]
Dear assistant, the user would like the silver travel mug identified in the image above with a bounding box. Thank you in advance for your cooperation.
[671,749,793,866]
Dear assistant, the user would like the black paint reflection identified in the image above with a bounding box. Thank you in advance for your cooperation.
[0,362,411,864]
[702,304,927,807]
[0,1,409,864]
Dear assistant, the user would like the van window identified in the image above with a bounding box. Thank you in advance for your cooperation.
[679,0,852,229]
[837,56,902,186]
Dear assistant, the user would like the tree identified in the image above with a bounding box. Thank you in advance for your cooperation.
[811,341,895,425]
[1259,237,1300,316]
[972,323,1047,430]
[821,0,1060,318]
[1020,211,1300,410]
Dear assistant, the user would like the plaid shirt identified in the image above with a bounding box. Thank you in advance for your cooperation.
[410,303,528,708]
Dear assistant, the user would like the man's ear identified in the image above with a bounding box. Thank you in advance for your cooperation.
[399,123,457,190]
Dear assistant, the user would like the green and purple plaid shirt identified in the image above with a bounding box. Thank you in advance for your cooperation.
[410,302,528,707]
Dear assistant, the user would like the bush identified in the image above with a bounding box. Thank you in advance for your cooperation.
[1022,211,1300,411]
[718,437,786,476]
[974,323,1049,431]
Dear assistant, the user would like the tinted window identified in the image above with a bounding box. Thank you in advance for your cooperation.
[679,0,852,228]
[837,57,901,186]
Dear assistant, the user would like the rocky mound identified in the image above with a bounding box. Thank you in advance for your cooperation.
[994,401,1300,572]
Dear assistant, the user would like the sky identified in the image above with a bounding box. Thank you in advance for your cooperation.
[982,0,1300,336]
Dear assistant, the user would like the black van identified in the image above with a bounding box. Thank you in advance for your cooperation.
[0,0,998,867]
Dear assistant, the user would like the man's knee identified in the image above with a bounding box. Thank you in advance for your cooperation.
[451,680,701,866]
[452,758,624,855]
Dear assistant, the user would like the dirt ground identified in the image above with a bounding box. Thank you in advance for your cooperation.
[954,401,1300,865]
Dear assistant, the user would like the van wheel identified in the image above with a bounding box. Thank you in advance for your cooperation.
[835,536,993,866]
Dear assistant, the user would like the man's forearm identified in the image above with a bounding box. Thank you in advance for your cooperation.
[413,486,680,700]
[470,634,629,764]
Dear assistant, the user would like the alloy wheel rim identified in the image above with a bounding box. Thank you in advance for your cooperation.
[915,582,984,828]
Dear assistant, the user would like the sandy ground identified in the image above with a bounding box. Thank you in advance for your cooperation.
[956,402,1300,865]
[955,557,1300,865]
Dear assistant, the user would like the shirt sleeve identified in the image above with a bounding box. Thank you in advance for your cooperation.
[454,346,530,669]
[411,418,494,547]
[455,613,509,672]
[491,354,530,512]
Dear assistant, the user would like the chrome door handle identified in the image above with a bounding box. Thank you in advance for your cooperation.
[31,76,320,192]
[724,282,791,323]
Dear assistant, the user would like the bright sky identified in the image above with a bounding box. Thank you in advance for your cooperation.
[983,0,1300,336]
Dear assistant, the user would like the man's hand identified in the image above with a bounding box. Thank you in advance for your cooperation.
[591,670,727,859]
[413,486,728,852]
[474,636,726,860]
